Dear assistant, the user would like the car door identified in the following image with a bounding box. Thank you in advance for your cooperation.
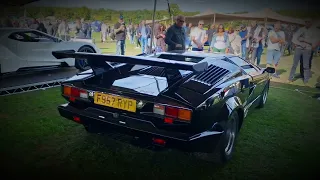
[226,56,266,105]
[246,67,268,104]
[16,30,60,67]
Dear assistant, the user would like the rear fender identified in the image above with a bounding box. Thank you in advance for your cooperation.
[219,96,245,130]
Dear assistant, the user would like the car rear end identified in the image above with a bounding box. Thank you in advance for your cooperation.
[55,51,224,153]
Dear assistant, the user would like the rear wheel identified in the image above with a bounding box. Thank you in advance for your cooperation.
[257,81,270,108]
[75,46,95,71]
[194,111,239,164]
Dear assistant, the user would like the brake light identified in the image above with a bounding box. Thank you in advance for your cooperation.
[153,104,192,123]
[63,85,88,101]
[73,116,81,123]
[165,106,178,117]
[152,138,166,146]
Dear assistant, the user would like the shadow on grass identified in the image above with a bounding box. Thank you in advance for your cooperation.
[277,69,287,75]
[270,81,320,99]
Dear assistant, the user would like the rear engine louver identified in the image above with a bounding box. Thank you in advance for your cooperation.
[180,65,230,94]
[139,67,165,76]
[192,65,230,85]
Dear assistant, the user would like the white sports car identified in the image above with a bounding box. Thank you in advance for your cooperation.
[0,28,101,75]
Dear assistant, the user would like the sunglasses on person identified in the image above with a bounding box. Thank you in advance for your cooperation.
[178,19,185,23]
[199,23,204,25]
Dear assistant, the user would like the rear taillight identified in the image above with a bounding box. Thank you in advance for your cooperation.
[62,85,88,102]
[153,104,192,123]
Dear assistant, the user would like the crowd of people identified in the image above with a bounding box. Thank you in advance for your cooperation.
[1,15,319,86]
[112,15,319,86]
[0,17,94,40]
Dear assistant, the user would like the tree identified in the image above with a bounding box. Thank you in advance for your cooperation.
[76,6,91,20]
[168,3,182,16]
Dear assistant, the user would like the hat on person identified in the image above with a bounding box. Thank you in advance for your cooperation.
[119,15,124,20]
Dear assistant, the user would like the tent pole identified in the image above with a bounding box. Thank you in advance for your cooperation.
[149,0,157,54]
[213,13,216,25]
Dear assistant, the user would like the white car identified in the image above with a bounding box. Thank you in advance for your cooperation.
[0,28,101,75]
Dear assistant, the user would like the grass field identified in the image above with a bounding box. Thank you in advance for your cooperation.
[0,32,320,179]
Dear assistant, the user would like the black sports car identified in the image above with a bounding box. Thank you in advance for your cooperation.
[52,50,275,163]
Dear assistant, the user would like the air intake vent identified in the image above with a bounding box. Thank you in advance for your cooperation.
[191,65,230,85]
[139,67,165,76]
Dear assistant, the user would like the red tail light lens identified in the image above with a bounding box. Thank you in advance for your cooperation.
[153,104,192,123]
[165,106,179,117]
[71,87,80,97]
[152,138,166,146]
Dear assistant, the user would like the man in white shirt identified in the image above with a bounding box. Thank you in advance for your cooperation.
[266,22,285,78]
[191,20,208,51]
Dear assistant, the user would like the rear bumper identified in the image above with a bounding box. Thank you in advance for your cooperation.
[58,103,224,153]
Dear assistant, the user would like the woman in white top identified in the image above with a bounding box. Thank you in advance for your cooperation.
[210,24,230,53]
[228,27,242,56]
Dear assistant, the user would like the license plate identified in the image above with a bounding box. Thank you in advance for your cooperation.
[94,92,137,112]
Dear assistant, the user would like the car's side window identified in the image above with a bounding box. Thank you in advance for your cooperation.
[23,31,55,43]
[9,31,55,43]
[228,56,260,74]
[8,33,28,42]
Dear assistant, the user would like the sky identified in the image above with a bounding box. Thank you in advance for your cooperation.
[26,0,317,13]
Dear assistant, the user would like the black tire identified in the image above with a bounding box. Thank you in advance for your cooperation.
[194,111,240,164]
[257,81,270,108]
[75,46,95,71]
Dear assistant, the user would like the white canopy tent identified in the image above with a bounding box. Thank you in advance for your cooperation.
[185,8,305,26]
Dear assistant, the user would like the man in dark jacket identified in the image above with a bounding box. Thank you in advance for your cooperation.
[165,15,186,51]
[114,15,126,55]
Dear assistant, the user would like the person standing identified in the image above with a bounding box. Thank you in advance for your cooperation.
[191,20,208,51]
[283,24,295,56]
[46,21,53,36]
[137,20,151,54]
[57,19,69,41]
[207,24,216,52]
[114,15,127,55]
[266,22,285,77]
[231,27,242,56]
[128,23,135,44]
[165,15,186,51]
[288,18,319,85]
[101,21,107,43]
[246,21,264,62]
[210,24,230,53]
[155,24,166,52]
[134,24,141,49]
[239,25,248,59]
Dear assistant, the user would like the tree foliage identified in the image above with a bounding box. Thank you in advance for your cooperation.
[2,5,198,24]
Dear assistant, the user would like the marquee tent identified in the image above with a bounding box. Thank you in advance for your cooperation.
[185,8,305,26]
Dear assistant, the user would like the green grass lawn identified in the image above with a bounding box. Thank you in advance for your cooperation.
[0,32,319,179]
[0,85,319,179]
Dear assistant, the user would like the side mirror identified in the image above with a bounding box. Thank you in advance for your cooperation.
[263,67,275,74]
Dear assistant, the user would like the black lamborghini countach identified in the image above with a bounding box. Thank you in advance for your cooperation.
[52,50,275,163]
